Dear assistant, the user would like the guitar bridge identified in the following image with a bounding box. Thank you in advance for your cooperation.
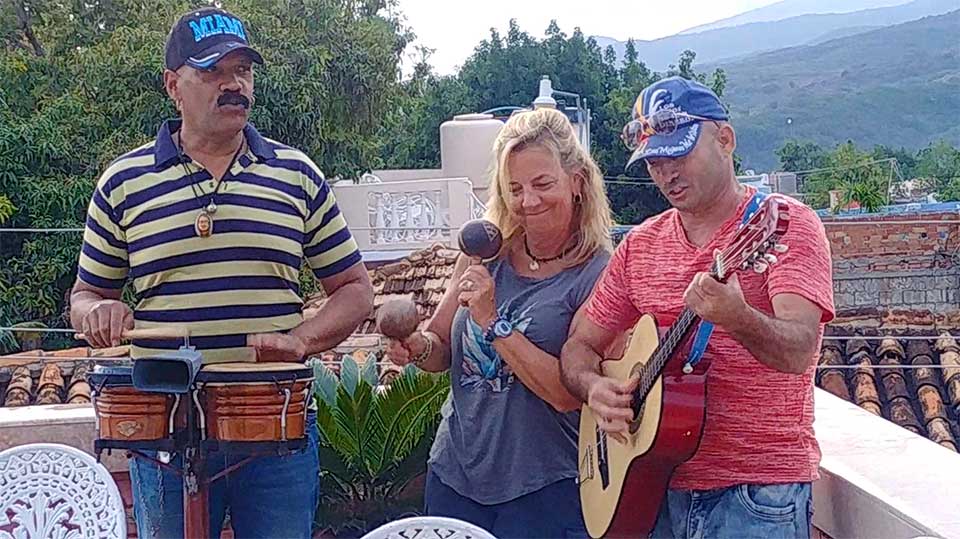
[597,427,610,489]
[578,446,594,484]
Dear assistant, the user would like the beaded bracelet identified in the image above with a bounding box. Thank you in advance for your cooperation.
[411,331,434,367]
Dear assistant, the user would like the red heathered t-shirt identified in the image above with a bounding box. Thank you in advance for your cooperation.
[585,187,835,490]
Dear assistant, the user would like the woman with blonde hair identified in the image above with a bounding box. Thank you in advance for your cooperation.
[386,107,614,537]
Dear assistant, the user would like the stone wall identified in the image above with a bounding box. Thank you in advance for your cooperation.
[823,211,959,313]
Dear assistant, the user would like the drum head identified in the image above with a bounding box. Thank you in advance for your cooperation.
[196,362,313,383]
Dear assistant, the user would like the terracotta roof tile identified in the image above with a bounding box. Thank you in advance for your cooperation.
[0,319,396,410]
[35,363,65,405]
[935,334,960,413]
[3,366,32,407]
[818,332,960,451]
[314,244,460,336]
[0,346,128,407]
[67,363,92,404]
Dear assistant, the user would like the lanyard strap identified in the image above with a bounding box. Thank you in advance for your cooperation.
[683,191,767,373]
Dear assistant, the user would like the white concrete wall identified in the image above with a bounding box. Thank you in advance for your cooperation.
[3,387,958,539]
[813,389,959,538]
[332,177,475,252]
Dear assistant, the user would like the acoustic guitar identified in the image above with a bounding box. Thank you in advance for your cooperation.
[578,196,790,538]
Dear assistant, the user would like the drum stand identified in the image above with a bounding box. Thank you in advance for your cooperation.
[94,387,212,537]
[86,328,309,538]
[93,378,307,538]
[181,399,210,538]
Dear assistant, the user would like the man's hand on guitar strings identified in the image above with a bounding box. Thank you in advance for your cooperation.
[684,272,749,330]
[587,375,639,443]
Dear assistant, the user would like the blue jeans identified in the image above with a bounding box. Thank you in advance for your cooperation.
[129,412,319,538]
[424,468,588,539]
[651,482,813,539]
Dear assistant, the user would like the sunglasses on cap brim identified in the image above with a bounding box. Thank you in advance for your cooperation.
[621,109,716,151]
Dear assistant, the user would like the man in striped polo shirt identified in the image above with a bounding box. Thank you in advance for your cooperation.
[562,77,834,538]
[69,7,373,538]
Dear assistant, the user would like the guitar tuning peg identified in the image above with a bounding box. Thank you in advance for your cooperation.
[753,261,769,274]
[773,243,788,253]
[763,254,778,264]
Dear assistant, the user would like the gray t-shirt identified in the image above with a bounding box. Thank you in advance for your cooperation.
[428,250,610,504]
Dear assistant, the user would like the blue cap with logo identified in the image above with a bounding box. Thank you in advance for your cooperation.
[164,7,264,71]
[626,76,729,168]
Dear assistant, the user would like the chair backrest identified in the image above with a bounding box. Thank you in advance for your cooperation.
[360,516,497,539]
[0,443,127,539]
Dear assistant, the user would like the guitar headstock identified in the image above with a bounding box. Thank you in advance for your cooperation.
[713,197,790,280]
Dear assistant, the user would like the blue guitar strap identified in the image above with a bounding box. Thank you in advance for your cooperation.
[682,191,768,374]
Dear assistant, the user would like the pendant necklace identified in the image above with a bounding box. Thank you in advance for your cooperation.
[177,134,245,238]
[523,233,579,271]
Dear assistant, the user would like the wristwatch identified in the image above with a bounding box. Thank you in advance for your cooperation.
[484,317,514,342]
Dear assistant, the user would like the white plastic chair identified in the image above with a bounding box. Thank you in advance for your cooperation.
[361,516,497,539]
[0,443,127,539]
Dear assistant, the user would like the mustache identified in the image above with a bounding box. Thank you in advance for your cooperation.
[217,93,250,108]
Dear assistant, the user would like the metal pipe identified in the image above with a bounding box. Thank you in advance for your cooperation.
[820,220,960,226]
[0,228,84,233]
[816,365,960,370]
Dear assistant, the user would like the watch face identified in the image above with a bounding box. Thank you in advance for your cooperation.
[494,319,513,337]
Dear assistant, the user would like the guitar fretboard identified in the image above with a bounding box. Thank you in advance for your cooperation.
[631,308,702,415]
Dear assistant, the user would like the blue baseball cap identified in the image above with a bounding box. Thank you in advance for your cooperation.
[626,76,729,168]
[164,8,264,71]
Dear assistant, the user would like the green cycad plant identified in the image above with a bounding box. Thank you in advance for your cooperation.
[311,355,450,538]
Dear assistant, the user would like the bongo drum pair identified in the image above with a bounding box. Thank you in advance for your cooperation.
[88,362,314,451]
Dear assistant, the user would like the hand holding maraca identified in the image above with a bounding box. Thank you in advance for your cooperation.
[457,265,497,328]
[456,219,503,326]
[377,297,425,366]
[381,220,504,366]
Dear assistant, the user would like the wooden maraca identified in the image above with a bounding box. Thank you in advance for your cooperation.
[377,297,421,340]
[458,219,503,260]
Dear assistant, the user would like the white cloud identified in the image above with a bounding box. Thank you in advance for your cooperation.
[396,0,780,75]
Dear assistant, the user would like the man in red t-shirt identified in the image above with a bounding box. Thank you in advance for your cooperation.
[561,77,834,538]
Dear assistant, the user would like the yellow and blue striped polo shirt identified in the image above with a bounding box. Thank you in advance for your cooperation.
[78,120,362,363]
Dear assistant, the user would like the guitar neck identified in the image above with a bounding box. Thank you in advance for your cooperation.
[632,308,702,413]
[621,195,788,420]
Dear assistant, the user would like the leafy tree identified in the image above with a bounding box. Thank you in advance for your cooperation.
[871,144,917,181]
[915,140,960,191]
[0,0,411,352]
[395,22,722,224]
[939,177,960,202]
[378,52,478,170]
[836,178,887,212]
[776,140,827,172]
[0,195,14,223]
[803,142,890,211]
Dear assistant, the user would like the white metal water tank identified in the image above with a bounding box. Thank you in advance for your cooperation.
[440,113,504,195]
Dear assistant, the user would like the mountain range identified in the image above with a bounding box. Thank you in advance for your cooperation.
[592,0,955,72]
[716,10,960,171]
[590,0,960,171]
[677,0,913,34]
